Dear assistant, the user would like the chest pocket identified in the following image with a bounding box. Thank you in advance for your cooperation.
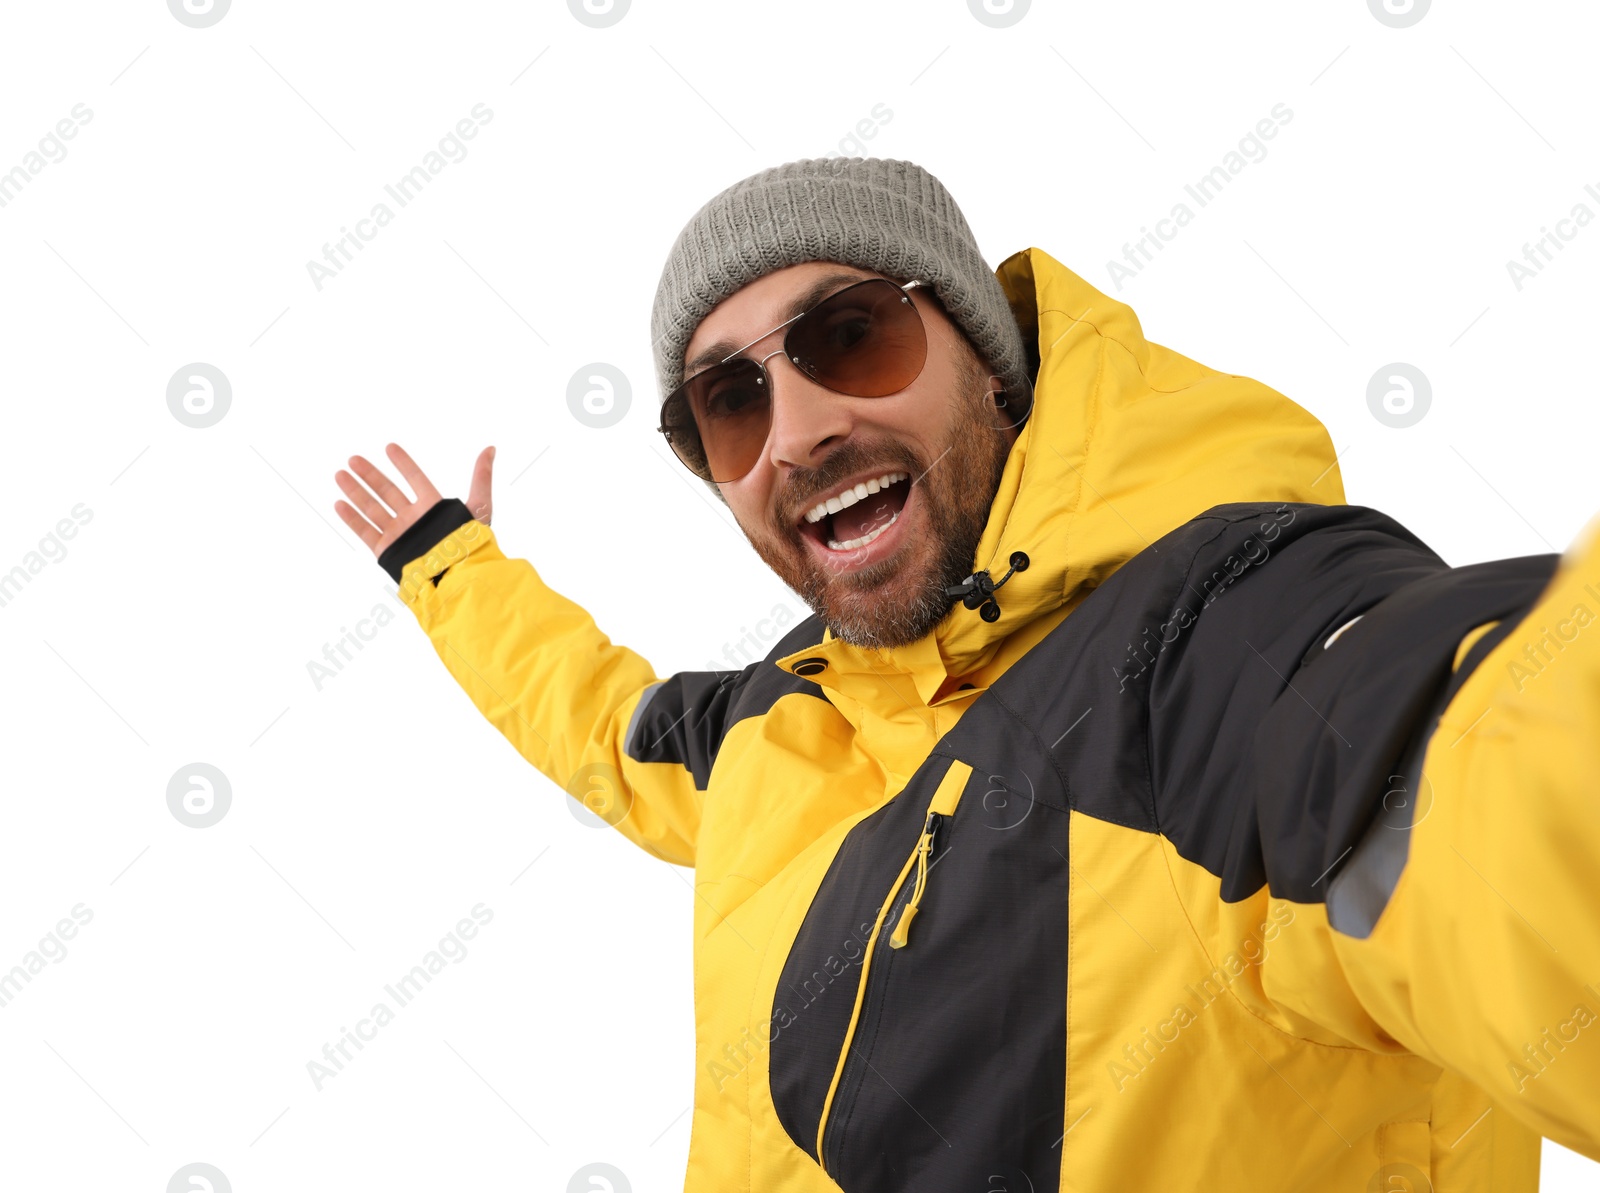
[768,752,1072,1193]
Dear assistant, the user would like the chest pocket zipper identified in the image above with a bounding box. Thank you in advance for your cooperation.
[816,757,973,1173]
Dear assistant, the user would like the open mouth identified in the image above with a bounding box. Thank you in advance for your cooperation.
[797,469,912,553]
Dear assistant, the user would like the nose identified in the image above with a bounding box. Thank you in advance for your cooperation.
[760,348,855,472]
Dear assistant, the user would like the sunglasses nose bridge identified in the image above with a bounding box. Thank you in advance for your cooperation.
[755,343,821,389]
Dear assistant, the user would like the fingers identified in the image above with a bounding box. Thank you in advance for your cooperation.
[333,444,472,561]
[334,468,396,531]
[333,499,383,552]
[348,451,415,516]
[467,445,495,525]
[385,443,443,508]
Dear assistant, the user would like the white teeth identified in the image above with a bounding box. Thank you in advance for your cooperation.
[802,471,909,523]
[828,512,898,552]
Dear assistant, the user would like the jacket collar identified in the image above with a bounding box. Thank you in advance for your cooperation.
[777,246,1345,722]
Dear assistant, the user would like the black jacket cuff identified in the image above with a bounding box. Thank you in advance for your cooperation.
[377,497,476,584]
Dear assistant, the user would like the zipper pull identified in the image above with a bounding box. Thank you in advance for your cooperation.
[889,813,942,949]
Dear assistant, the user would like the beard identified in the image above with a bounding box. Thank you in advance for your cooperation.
[738,363,1014,651]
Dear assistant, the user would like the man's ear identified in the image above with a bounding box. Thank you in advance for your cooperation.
[982,369,1026,443]
[979,358,1030,441]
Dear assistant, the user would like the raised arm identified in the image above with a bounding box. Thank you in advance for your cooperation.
[332,443,724,866]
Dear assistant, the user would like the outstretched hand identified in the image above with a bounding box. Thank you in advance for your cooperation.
[333,443,495,558]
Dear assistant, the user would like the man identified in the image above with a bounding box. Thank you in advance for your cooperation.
[332,157,1600,1191]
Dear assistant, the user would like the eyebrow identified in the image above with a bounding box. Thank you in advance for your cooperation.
[681,270,877,377]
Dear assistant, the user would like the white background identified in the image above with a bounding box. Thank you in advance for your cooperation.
[1,0,1596,1189]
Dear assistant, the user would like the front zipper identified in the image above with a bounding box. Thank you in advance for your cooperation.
[888,811,943,949]
[816,758,972,1176]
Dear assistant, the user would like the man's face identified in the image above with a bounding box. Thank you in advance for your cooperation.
[682,261,1022,650]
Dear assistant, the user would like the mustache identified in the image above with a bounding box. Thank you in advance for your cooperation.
[772,439,922,530]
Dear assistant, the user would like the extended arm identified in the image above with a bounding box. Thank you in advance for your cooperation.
[1147,503,1600,1160]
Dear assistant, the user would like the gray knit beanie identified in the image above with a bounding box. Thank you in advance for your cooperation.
[650,156,1034,425]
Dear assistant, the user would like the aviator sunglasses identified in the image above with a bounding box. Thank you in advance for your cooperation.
[659,276,930,484]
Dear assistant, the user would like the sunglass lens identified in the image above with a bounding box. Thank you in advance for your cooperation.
[668,356,772,483]
[786,279,927,397]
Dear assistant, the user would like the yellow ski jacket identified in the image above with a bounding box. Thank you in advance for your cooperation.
[380,247,1600,1191]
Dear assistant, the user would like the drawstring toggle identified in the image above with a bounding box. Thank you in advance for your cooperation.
[945,551,1030,623]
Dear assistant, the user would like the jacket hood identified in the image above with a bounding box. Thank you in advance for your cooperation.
[777,247,1345,727]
